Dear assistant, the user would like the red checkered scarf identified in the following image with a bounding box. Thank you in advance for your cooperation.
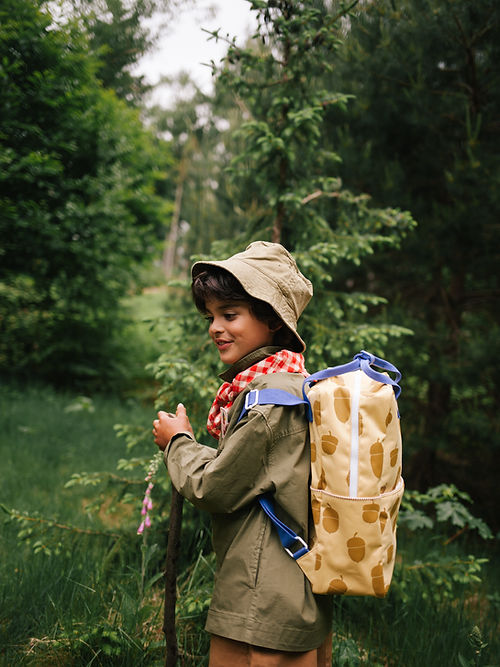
[207,349,308,440]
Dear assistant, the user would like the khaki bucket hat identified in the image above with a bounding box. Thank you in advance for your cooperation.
[191,241,313,352]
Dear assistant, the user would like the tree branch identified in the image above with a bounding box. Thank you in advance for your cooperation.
[301,189,340,205]
[1,505,121,538]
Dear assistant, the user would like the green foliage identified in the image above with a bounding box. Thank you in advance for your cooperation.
[400,484,493,541]
[458,626,489,667]
[72,0,157,103]
[392,484,494,615]
[175,551,214,663]
[65,0,188,104]
[197,0,417,372]
[0,377,219,664]
[0,0,173,384]
[328,0,500,518]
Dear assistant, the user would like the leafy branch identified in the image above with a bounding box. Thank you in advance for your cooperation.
[399,484,493,541]
[1,504,121,539]
[64,470,145,489]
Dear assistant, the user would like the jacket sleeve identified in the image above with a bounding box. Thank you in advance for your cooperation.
[164,406,276,514]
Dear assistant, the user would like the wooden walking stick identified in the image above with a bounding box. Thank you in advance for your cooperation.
[163,485,184,666]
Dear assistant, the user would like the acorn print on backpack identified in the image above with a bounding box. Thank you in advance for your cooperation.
[390,445,398,467]
[333,386,351,423]
[328,576,347,595]
[311,496,321,524]
[322,506,339,534]
[321,432,338,455]
[250,351,404,597]
[371,563,386,598]
[313,399,322,425]
[362,502,380,524]
[347,533,366,562]
[370,439,384,478]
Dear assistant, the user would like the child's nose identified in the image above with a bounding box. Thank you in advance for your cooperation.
[209,317,224,335]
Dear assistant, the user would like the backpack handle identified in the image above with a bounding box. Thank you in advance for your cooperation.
[302,350,401,421]
[354,350,401,398]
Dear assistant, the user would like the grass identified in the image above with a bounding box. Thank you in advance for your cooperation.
[1,384,141,510]
[0,380,167,666]
[114,289,171,401]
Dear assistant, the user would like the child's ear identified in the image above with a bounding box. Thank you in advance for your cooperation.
[269,323,283,333]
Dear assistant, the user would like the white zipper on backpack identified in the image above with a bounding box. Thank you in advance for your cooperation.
[349,370,362,498]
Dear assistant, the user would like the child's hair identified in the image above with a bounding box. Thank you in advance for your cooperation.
[192,267,297,350]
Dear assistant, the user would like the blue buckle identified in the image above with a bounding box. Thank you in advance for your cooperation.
[244,389,260,411]
[285,535,309,559]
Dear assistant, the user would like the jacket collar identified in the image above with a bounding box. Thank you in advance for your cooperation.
[219,346,282,383]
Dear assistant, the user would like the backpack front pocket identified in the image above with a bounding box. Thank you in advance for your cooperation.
[298,479,404,596]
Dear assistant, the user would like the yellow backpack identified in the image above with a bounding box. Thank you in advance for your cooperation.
[239,350,404,597]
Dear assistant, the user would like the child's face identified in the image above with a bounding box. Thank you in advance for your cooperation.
[205,298,276,365]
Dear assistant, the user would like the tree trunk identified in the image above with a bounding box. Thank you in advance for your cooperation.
[272,203,283,244]
[163,158,187,279]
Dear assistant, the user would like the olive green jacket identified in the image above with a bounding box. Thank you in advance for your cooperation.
[164,347,332,651]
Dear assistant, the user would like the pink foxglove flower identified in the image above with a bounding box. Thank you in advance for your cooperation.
[137,452,162,536]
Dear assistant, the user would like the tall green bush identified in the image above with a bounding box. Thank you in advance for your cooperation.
[0,0,172,384]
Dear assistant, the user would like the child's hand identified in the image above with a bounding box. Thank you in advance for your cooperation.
[153,403,194,450]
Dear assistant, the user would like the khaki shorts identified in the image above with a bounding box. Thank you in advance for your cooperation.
[209,632,332,667]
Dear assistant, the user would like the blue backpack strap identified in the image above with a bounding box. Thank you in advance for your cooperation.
[258,494,309,559]
[237,391,310,558]
[237,388,308,423]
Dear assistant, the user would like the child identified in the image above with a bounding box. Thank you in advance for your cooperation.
[153,241,333,666]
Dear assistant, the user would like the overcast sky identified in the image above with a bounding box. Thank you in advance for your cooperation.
[135,0,257,107]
